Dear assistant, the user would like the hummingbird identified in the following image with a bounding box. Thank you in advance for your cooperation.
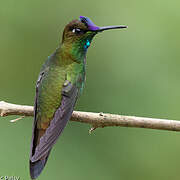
[29,16,127,179]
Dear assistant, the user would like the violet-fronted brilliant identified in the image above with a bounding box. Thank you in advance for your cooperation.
[29,16,127,179]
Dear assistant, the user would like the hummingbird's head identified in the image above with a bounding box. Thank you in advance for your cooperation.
[62,16,127,51]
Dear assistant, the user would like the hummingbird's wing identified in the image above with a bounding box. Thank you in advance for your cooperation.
[30,69,78,179]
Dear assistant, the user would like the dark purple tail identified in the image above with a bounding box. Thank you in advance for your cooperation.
[30,151,51,179]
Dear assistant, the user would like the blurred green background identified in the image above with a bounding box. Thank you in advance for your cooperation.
[1,0,180,179]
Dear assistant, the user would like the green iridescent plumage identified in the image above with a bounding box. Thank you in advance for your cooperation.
[29,16,127,179]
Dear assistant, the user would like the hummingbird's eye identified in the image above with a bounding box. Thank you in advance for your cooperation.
[72,28,84,34]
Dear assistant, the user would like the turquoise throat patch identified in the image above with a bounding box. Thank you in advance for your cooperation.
[84,40,90,49]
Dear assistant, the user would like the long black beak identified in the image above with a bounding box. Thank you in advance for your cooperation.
[79,16,127,32]
[96,25,127,32]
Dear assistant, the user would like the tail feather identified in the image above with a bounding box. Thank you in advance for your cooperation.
[30,151,51,179]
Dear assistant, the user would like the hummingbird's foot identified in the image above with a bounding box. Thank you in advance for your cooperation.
[99,112,104,116]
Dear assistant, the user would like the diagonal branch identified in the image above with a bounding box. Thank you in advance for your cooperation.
[0,101,180,132]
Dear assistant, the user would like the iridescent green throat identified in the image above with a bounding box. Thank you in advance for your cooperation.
[60,32,96,63]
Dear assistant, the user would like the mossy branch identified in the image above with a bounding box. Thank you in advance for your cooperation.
[0,101,180,132]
